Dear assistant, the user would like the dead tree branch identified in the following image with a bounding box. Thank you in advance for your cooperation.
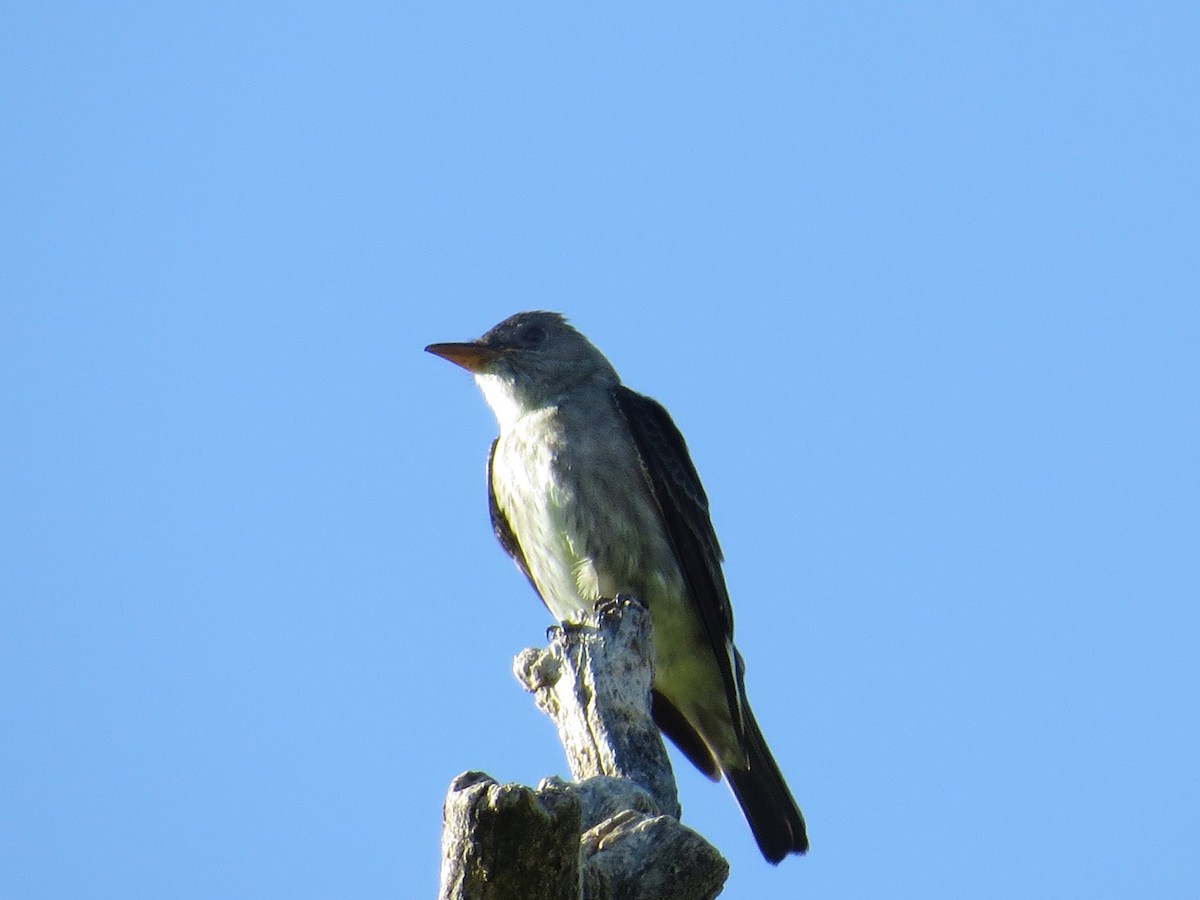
[437,598,728,900]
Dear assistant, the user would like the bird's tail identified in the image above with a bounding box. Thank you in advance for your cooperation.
[724,703,809,864]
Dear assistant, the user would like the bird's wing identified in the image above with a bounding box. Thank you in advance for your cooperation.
[487,437,537,592]
[612,386,743,734]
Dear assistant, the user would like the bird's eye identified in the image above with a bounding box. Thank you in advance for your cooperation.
[520,324,547,347]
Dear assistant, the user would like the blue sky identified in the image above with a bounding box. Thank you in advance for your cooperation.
[3,2,1197,897]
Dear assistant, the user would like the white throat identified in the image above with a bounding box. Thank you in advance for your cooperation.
[474,372,528,433]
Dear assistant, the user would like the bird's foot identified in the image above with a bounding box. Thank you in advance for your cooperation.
[593,594,646,616]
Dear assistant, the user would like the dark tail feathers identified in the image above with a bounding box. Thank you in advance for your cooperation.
[724,705,808,864]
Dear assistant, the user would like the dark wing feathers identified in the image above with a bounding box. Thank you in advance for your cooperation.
[614,388,809,860]
[612,386,743,736]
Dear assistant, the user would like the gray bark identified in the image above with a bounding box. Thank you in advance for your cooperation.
[437,772,582,900]
[513,597,681,819]
[437,597,728,900]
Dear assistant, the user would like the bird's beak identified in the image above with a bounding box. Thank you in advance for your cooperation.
[424,341,502,373]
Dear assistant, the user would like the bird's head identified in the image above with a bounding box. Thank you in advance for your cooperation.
[426,311,619,427]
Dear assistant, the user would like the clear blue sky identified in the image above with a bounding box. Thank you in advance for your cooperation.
[3,3,1197,897]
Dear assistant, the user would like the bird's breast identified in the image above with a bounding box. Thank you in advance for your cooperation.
[491,406,682,622]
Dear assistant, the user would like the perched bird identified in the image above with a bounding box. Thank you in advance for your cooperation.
[426,311,808,863]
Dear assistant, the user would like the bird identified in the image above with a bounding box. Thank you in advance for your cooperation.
[425,310,808,863]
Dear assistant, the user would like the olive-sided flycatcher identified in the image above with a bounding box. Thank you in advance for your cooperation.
[426,311,808,863]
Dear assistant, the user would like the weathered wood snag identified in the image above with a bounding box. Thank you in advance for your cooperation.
[437,598,728,900]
